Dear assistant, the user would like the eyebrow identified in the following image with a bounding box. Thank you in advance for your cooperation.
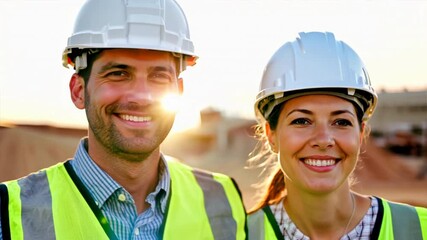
[98,62,134,74]
[97,63,176,75]
[148,66,176,75]
[332,110,356,117]
[286,109,356,118]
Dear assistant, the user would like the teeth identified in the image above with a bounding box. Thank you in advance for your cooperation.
[304,159,336,167]
[120,114,151,122]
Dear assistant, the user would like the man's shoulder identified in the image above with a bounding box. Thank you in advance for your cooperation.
[164,155,233,180]
[1,161,67,190]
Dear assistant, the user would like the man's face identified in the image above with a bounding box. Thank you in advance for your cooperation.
[72,49,182,161]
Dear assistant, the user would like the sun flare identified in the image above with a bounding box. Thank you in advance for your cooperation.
[160,93,202,133]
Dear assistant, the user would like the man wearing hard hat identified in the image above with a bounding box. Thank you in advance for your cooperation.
[0,1,246,239]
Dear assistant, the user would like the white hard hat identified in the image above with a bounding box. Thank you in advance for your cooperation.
[255,31,377,122]
[62,0,197,72]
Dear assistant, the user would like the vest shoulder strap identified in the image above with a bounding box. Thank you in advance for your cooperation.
[247,206,283,240]
[163,157,245,240]
[63,161,117,240]
[262,205,284,239]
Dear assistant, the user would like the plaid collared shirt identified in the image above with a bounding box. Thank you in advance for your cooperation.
[271,196,378,240]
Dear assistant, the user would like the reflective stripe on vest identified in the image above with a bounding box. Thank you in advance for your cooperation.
[389,201,422,239]
[247,209,266,239]
[194,170,236,238]
[3,159,246,240]
[17,171,55,239]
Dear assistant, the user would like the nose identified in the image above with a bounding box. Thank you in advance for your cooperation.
[125,78,154,105]
[310,124,334,149]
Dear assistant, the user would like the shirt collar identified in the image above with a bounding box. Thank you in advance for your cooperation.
[70,138,171,213]
[149,156,170,213]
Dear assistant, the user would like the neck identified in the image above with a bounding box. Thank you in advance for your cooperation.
[87,137,161,213]
[283,186,356,240]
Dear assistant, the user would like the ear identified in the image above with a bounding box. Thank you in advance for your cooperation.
[69,73,85,109]
[177,77,184,95]
[265,122,278,153]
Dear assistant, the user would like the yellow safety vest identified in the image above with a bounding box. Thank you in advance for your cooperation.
[0,158,246,240]
[247,197,427,240]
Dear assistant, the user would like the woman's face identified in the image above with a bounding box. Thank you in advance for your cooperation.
[266,94,365,194]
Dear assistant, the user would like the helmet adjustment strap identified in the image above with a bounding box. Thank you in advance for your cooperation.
[74,49,100,73]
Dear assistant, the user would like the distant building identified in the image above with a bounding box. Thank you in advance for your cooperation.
[369,89,427,156]
[198,108,256,151]
[369,90,427,133]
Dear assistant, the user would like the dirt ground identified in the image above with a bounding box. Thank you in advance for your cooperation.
[1,125,426,209]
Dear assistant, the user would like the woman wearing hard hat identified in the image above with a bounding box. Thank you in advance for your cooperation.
[247,31,427,239]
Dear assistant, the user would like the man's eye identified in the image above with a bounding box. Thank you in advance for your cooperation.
[149,73,172,84]
[104,71,129,80]
[290,118,310,125]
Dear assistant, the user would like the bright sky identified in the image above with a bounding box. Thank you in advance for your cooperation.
[0,0,426,131]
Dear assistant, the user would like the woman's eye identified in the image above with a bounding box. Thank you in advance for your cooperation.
[290,118,310,125]
[334,119,353,127]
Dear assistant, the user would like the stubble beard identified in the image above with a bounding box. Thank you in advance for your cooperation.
[84,94,174,162]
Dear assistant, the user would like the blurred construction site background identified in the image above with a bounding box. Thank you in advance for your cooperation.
[1,89,426,209]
